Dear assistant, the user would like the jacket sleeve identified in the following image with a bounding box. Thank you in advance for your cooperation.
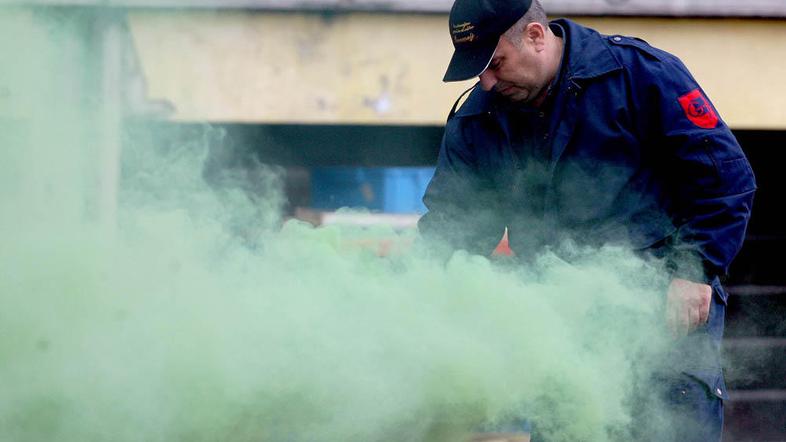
[638,54,756,281]
[418,116,506,256]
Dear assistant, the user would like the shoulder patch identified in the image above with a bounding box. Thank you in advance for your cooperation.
[678,89,719,129]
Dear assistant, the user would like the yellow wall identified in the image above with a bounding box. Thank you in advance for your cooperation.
[129,11,462,125]
[129,12,786,129]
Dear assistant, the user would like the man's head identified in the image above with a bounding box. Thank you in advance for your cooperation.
[444,0,561,105]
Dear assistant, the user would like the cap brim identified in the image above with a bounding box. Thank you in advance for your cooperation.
[443,42,497,82]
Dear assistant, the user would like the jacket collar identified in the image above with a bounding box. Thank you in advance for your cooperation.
[454,18,622,118]
[557,18,622,81]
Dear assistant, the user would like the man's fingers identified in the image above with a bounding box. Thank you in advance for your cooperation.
[471,436,530,442]
[666,303,678,337]
[667,302,687,337]
[680,308,691,336]
[667,303,689,338]
[667,278,713,337]
[699,287,712,325]
[688,306,701,332]
[698,299,710,325]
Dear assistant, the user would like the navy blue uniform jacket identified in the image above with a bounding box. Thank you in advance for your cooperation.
[419,19,756,393]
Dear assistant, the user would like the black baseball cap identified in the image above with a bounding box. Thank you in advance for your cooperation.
[443,0,533,82]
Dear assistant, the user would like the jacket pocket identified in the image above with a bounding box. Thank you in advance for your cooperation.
[679,369,729,401]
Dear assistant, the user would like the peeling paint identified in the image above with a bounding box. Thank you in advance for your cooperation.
[127,12,786,127]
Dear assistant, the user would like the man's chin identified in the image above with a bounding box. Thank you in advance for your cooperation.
[499,92,531,103]
[494,87,524,101]
[500,87,547,106]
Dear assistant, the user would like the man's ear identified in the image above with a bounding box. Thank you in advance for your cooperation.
[525,22,546,51]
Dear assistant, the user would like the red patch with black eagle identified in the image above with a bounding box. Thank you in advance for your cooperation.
[678,89,719,129]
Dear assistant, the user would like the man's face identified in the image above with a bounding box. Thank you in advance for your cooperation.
[478,24,549,104]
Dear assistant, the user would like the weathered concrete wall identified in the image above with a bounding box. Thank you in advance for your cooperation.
[0,8,123,227]
[128,11,786,129]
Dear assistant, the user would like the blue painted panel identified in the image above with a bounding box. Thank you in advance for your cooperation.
[310,167,434,214]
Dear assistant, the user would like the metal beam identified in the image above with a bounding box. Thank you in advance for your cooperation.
[3,0,786,17]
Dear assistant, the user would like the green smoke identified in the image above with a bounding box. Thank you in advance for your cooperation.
[1,7,675,441]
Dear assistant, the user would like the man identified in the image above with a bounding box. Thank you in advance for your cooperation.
[418,0,756,440]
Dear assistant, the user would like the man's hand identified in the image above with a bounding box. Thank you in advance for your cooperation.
[666,278,712,337]
[470,433,530,442]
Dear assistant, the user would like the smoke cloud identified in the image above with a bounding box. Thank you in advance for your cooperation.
[1,8,676,442]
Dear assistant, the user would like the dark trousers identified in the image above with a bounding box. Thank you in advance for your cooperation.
[526,372,724,442]
[638,372,724,442]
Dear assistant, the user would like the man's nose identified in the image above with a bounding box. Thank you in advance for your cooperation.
[479,71,497,91]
